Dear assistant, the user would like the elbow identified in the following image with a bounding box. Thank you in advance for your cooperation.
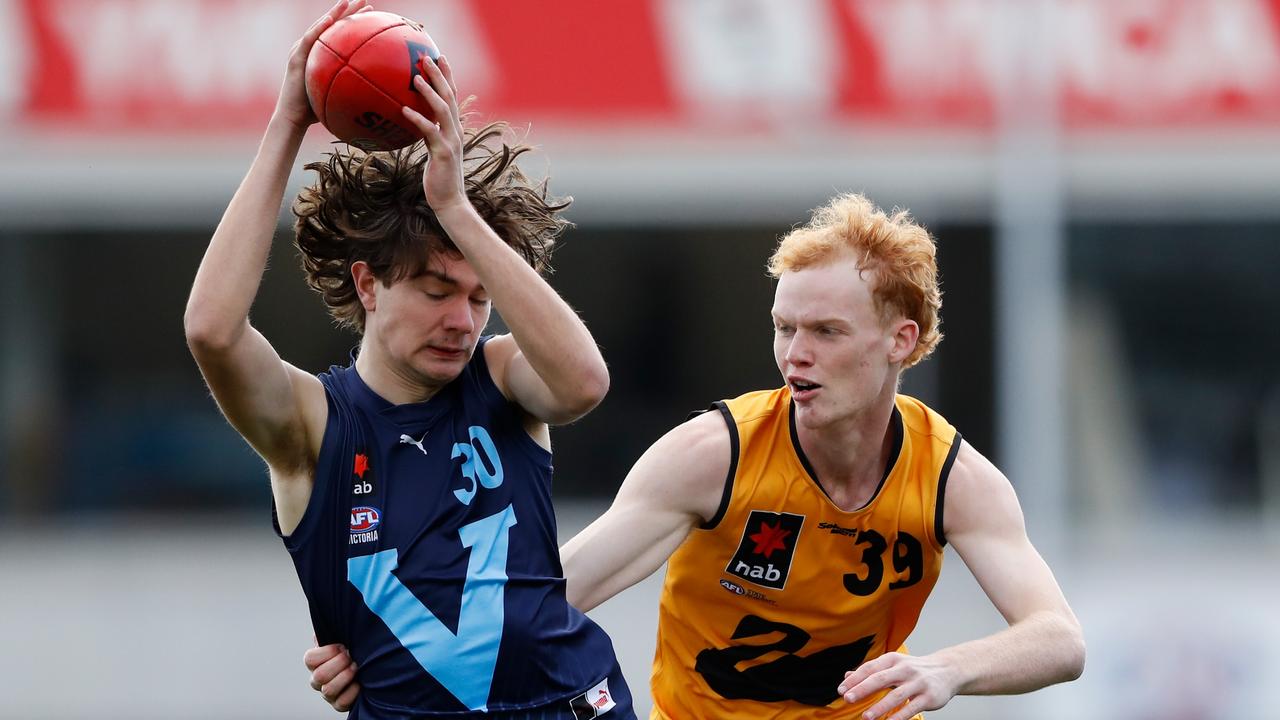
[1067,628,1086,681]
[1059,614,1087,682]
[183,304,242,357]
[561,364,610,419]
[577,364,610,413]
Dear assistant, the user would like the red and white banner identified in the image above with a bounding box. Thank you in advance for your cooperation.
[3,0,1279,136]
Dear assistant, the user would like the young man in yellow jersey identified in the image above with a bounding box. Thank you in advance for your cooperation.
[308,193,1085,719]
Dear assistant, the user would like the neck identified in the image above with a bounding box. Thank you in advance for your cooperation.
[794,386,899,506]
[354,336,447,406]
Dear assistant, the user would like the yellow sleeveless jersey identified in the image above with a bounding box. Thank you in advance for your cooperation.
[650,389,961,719]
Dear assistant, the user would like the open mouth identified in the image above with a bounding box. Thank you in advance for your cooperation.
[790,380,822,395]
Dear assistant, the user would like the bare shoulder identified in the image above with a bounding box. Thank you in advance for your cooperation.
[942,440,1026,542]
[620,409,733,524]
[665,408,733,473]
[480,333,518,397]
[482,332,518,365]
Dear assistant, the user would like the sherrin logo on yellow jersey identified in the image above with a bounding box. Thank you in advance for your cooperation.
[724,510,804,590]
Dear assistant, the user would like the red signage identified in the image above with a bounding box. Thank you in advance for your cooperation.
[7,0,1280,134]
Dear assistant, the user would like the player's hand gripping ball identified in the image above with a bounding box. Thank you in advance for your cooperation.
[305,11,441,151]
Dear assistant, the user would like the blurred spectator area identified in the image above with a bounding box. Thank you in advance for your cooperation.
[0,223,991,512]
[2,220,1279,529]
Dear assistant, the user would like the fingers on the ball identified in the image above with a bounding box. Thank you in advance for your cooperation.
[410,74,436,102]
[401,103,430,128]
[421,55,455,106]
[324,0,347,22]
[401,105,441,141]
[438,55,459,97]
[411,76,451,126]
[304,15,333,43]
[418,62,460,133]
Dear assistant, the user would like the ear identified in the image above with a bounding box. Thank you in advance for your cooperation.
[887,318,919,365]
[351,261,380,313]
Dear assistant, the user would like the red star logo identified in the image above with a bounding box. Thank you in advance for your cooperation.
[748,521,791,558]
[353,453,369,479]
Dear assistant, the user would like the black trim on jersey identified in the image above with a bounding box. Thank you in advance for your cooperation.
[700,401,739,530]
[788,401,903,510]
[787,401,822,495]
[935,433,963,547]
[867,406,905,510]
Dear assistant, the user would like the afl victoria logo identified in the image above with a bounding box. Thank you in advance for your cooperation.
[350,506,381,533]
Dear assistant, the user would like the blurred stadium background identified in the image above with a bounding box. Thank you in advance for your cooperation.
[2,0,1279,717]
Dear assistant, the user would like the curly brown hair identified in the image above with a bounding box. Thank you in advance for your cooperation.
[768,193,942,368]
[292,121,570,333]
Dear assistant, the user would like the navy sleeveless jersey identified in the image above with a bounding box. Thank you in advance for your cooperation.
[276,337,626,717]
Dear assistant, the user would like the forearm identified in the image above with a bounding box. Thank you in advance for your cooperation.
[185,115,308,347]
[437,203,608,403]
[561,510,678,613]
[935,610,1085,696]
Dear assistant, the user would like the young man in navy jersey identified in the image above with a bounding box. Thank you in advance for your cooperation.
[185,1,633,717]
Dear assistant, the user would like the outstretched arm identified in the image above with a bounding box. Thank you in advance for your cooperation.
[398,56,608,426]
[561,410,731,611]
[184,0,368,532]
[838,440,1085,720]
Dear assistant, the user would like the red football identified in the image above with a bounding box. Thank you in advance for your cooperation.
[304,11,441,151]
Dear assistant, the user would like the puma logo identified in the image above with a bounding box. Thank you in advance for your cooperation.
[399,431,429,455]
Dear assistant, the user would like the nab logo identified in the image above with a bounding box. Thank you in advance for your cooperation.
[725,510,804,590]
[350,506,381,533]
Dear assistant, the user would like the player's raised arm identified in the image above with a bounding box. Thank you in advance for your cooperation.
[398,55,609,426]
[838,440,1085,719]
[184,1,366,513]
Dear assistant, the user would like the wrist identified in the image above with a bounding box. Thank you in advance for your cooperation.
[267,111,312,140]
[930,648,973,696]
[433,198,480,227]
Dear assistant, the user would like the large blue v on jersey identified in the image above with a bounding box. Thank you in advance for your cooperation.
[276,337,630,718]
